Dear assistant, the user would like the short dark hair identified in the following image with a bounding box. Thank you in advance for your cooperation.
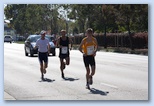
[86,28,93,33]
[61,29,66,32]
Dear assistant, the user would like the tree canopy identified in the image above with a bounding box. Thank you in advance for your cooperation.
[4,4,148,36]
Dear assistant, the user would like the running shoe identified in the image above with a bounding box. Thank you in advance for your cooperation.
[41,75,45,81]
[86,83,90,89]
[89,76,93,85]
[62,73,65,79]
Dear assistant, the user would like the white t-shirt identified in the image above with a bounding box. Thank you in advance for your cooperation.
[36,38,49,52]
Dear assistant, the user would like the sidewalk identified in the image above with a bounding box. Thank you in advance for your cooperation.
[4,91,16,100]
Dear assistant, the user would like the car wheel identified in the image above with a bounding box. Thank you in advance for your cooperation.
[52,51,56,56]
[30,52,34,57]
[30,50,34,57]
[52,53,55,56]
[25,48,28,56]
[25,51,28,56]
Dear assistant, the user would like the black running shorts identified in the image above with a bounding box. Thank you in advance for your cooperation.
[83,55,95,67]
[38,52,48,64]
[59,54,69,59]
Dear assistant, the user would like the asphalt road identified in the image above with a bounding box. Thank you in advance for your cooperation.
[4,43,148,100]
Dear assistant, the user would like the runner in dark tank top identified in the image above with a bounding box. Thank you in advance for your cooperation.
[56,30,73,79]
[59,36,70,57]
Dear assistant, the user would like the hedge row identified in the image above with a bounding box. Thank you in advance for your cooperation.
[72,32,148,49]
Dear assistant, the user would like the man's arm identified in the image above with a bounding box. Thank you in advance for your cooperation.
[78,39,84,54]
[48,42,50,54]
[34,40,38,50]
[93,38,98,56]
[56,37,60,48]
[94,38,98,52]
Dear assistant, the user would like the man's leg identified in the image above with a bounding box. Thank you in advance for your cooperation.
[43,53,48,74]
[40,63,44,80]
[43,62,48,74]
[83,56,91,89]
[89,56,96,85]
[85,66,90,89]
[88,65,95,85]
[38,53,44,80]
[60,58,65,78]
[91,65,95,76]
[86,67,90,83]
[65,57,70,65]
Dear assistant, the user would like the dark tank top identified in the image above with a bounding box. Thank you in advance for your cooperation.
[59,36,69,55]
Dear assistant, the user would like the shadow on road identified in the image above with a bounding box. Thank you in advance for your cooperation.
[62,77,79,82]
[39,78,55,83]
[27,54,55,58]
[89,88,109,96]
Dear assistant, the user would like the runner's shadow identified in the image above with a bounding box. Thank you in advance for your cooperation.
[89,88,109,96]
[39,78,55,83]
[63,77,79,82]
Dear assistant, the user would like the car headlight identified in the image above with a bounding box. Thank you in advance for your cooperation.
[31,43,36,48]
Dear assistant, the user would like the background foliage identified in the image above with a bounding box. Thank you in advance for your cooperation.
[4,4,148,49]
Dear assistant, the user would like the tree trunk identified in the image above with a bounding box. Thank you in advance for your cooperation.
[104,24,107,49]
[127,16,134,50]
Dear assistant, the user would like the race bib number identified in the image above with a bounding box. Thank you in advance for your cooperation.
[87,46,94,55]
[61,47,68,54]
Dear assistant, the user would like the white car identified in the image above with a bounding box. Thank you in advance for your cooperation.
[4,35,13,43]
[24,35,56,57]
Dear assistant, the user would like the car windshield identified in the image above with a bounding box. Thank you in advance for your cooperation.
[45,36,52,42]
[30,35,53,42]
[5,36,11,38]
[30,36,40,42]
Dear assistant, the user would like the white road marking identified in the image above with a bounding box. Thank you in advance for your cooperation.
[101,82,118,89]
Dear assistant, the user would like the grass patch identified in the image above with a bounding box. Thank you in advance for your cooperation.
[14,41,25,44]
[106,47,148,56]
[72,45,148,56]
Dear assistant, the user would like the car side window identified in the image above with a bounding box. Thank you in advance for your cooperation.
[27,37,30,42]
[30,37,35,42]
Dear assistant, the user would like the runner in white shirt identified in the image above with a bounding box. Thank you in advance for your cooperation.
[35,30,50,81]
